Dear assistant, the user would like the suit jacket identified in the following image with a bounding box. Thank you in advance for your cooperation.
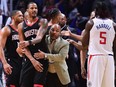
[45,35,71,85]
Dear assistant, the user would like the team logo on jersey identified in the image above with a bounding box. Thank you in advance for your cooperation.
[24,29,38,38]
[88,81,92,87]
[12,35,19,40]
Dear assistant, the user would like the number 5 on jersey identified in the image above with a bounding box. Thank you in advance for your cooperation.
[100,32,106,44]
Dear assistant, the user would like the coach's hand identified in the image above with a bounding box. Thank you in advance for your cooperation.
[34,50,45,59]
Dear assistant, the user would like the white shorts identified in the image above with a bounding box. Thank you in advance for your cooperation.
[87,55,115,87]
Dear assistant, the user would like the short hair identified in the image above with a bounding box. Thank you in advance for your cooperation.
[95,1,111,18]
[27,2,37,9]
[11,10,20,17]
[49,8,60,19]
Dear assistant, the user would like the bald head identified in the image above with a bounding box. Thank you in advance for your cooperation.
[49,24,61,40]
[59,13,67,27]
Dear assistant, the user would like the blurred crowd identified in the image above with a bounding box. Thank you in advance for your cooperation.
[0,0,116,30]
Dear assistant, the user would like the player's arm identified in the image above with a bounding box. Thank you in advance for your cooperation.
[80,49,87,79]
[18,23,43,72]
[61,28,82,41]
[80,20,93,77]
[30,19,48,45]
[34,42,69,62]
[19,19,48,48]
[82,20,93,49]
[80,29,89,79]
[0,26,12,75]
[67,39,83,50]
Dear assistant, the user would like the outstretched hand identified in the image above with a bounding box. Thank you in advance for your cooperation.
[61,28,71,36]
[66,39,74,44]
[34,50,45,59]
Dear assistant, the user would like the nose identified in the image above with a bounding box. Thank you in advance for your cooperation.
[33,8,37,11]
[53,31,57,34]
[21,16,24,20]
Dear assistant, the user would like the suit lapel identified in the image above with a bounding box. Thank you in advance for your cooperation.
[53,37,62,52]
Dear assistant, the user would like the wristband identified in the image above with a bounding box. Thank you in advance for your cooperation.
[44,54,47,60]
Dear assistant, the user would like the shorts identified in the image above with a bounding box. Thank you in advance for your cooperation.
[87,55,115,87]
[6,58,22,87]
[20,58,48,87]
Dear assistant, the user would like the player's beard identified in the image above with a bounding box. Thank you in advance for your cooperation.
[32,12,37,19]
[32,15,37,19]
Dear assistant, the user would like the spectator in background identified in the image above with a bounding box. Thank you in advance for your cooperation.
[109,0,116,22]
[0,0,9,25]
[0,0,9,16]
[5,16,11,26]
[15,0,26,14]
[34,0,44,15]
[42,0,56,18]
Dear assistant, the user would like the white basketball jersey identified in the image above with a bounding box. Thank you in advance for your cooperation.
[88,18,115,55]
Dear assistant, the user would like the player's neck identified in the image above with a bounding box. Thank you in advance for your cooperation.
[10,21,18,29]
[28,16,37,22]
[27,17,38,24]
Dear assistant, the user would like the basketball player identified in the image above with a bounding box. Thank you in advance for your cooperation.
[18,8,61,48]
[17,2,49,87]
[82,1,116,87]
[0,10,23,87]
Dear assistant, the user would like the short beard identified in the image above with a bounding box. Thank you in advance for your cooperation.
[32,16,36,19]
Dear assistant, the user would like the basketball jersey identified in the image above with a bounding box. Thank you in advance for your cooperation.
[23,17,48,55]
[88,18,115,55]
[5,25,20,59]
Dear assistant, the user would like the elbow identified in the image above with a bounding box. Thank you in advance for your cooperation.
[57,54,68,62]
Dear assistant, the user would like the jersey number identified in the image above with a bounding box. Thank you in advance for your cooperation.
[100,32,106,44]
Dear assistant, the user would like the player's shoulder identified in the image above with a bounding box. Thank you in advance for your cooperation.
[87,17,96,26]
[0,25,11,36]
[86,19,94,29]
